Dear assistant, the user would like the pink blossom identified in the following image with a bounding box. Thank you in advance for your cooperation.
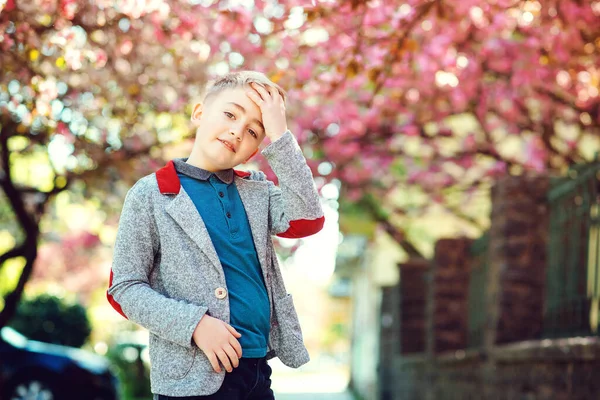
[403,125,420,137]
[296,61,314,81]
[213,9,252,38]
[486,161,507,178]
[524,136,548,172]
[456,156,475,170]
[463,134,477,151]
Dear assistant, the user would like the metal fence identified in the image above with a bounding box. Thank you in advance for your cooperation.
[467,233,489,348]
[544,161,600,338]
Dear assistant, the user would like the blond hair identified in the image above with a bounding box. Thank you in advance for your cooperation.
[202,70,287,104]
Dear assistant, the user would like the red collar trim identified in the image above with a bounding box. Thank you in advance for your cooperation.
[155,161,251,194]
[234,170,251,178]
[156,160,180,194]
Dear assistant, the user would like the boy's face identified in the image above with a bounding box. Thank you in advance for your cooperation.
[191,86,266,171]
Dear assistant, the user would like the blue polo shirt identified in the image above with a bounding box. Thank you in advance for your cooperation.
[173,158,270,358]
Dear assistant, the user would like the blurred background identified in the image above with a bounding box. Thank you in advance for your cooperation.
[0,1,599,399]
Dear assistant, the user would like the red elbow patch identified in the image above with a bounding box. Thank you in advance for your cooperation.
[107,270,128,319]
[277,216,325,239]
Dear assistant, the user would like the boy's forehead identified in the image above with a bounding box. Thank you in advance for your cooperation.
[211,86,260,112]
[214,86,249,101]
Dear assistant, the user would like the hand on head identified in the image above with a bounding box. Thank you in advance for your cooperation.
[245,82,288,142]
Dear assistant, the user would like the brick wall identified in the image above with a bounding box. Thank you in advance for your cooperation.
[399,259,430,354]
[388,338,600,400]
[488,175,550,345]
[377,174,600,399]
[432,238,472,353]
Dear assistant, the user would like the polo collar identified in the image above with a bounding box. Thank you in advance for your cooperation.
[172,158,233,184]
[155,159,251,195]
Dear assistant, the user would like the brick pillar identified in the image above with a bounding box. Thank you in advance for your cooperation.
[486,175,550,345]
[399,259,430,354]
[432,238,473,353]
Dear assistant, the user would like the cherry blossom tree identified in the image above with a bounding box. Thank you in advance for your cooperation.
[183,0,599,252]
[283,0,599,177]
[2,0,599,325]
[0,0,217,327]
[267,0,600,251]
[0,0,323,327]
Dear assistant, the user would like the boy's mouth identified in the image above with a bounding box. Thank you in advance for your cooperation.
[218,139,236,153]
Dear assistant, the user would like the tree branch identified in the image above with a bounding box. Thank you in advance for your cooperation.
[0,244,26,267]
[368,0,437,104]
[0,120,42,328]
[440,202,485,232]
[0,242,37,329]
[358,195,425,259]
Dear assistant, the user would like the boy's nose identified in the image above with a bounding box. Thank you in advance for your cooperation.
[230,129,243,141]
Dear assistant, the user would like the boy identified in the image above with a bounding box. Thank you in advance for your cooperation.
[107,71,325,399]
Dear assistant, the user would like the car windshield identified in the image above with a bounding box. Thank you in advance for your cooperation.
[0,326,28,348]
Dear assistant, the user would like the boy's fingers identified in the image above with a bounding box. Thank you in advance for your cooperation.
[208,352,221,373]
[263,84,273,98]
[216,350,233,373]
[250,82,271,101]
[246,90,264,106]
[276,92,285,107]
[230,336,243,358]
[224,344,240,368]
[225,323,242,337]
[273,91,283,104]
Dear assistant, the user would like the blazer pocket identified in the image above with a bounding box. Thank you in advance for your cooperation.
[274,294,304,341]
[149,333,197,380]
[272,293,309,368]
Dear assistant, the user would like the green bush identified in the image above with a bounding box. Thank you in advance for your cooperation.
[8,293,91,348]
[106,341,151,400]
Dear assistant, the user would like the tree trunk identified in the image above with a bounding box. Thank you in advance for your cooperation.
[0,233,38,328]
[0,120,41,329]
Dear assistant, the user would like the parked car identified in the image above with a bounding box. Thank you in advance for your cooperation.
[0,326,119,400]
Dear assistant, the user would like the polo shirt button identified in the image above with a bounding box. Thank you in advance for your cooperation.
[215,287,227,299]
[219,192,224,197]
[226,212,231,218]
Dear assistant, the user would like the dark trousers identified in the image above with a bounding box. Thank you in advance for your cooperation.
[157,357,275,400]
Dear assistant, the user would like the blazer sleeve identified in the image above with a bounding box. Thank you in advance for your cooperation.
[261,130,325,238]
[107,180,207,348]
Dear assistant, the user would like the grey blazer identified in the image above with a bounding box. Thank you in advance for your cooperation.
[107,131,325,397]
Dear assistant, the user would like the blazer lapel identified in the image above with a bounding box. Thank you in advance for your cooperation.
[235,177,269,272]
[165,188,224,278]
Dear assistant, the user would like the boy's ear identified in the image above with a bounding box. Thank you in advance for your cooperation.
[191,103,203,121]
[245,148,259,163]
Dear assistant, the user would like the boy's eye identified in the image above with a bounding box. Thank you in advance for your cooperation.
[224,112,234,119]
[248,129,257,138]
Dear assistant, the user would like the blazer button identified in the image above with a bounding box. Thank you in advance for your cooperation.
[215,287,227,299]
